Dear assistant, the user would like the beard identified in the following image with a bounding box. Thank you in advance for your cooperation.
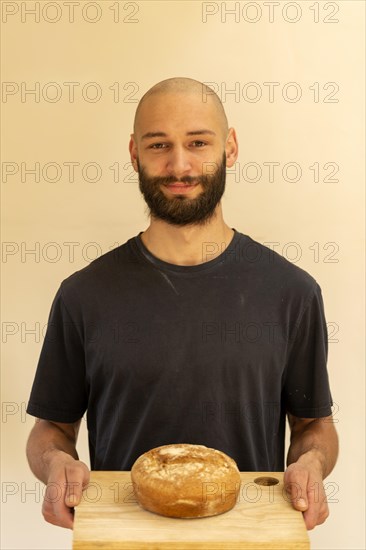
[136,151,227,226]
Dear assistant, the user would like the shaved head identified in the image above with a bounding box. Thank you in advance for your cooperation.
[133,77,228,141]
[129,77,238,227]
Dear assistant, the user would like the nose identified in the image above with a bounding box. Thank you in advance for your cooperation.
[165,146,193,180]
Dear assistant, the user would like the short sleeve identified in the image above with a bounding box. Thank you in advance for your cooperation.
[283,283,333,418]
[26,286,88,423]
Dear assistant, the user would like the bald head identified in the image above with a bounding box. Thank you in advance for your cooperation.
[133,77,229,141]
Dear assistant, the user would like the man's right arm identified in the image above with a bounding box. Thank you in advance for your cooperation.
[26,418,90,529]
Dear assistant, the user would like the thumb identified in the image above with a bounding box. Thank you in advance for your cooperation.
[65,482,83,507]
[284,467,309,511]
[64,462,90,507]
[293,496,308,511]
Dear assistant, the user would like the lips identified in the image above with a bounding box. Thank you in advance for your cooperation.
[164,182,199,194]
[167,182,197,187]
[168,182,196,187]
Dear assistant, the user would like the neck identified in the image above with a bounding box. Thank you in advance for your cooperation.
[139,205,234,266]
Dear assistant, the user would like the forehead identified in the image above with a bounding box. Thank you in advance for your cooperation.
[135,92,220,136]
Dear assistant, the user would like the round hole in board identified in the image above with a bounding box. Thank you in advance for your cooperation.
[254,476,279,486]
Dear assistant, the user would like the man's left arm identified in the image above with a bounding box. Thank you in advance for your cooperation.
[284,414,339,530]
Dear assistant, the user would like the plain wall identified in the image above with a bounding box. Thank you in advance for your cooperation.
[1,1,365,548]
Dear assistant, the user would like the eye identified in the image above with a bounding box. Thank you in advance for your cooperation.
[148,141,207,150]
[149,143,167,149]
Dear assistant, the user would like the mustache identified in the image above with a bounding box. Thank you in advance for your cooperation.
[140,173,214,187]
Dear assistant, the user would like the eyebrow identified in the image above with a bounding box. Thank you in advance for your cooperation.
[141,129,216,141]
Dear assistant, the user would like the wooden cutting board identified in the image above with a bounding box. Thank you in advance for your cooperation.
[73,471,309,549]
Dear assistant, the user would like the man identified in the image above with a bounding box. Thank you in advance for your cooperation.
[26,77,338,531]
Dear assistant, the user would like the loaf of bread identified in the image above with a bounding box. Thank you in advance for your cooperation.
[130,443,241,518]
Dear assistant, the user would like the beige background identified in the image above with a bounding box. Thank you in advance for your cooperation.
[1,1,365,548]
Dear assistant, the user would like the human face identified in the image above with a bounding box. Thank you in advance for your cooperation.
[133,93,228,226]
[136,150,227,226]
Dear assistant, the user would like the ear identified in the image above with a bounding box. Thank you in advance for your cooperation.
[129,135,138,172]
[225,128,239,168]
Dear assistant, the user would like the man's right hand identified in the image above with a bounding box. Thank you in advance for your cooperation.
[42,451,90,529]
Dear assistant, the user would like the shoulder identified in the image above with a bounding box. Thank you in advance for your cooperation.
[234,232,320,299]
[59,235,138,298]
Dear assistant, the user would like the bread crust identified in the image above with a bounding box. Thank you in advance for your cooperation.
[131,443,241,518]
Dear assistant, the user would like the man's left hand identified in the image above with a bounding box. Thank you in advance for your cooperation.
[284,460,329,530]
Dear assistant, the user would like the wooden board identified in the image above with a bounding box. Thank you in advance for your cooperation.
[73,471,309,549]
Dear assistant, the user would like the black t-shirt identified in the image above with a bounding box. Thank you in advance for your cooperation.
[27,230,333,471]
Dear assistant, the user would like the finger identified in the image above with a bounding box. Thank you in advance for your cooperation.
[317,502,330,525]
[42,500,74,529]
[303,486,329,530]
[64,462,90,508]
[302,495,319,529]
[42,480,74,529]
